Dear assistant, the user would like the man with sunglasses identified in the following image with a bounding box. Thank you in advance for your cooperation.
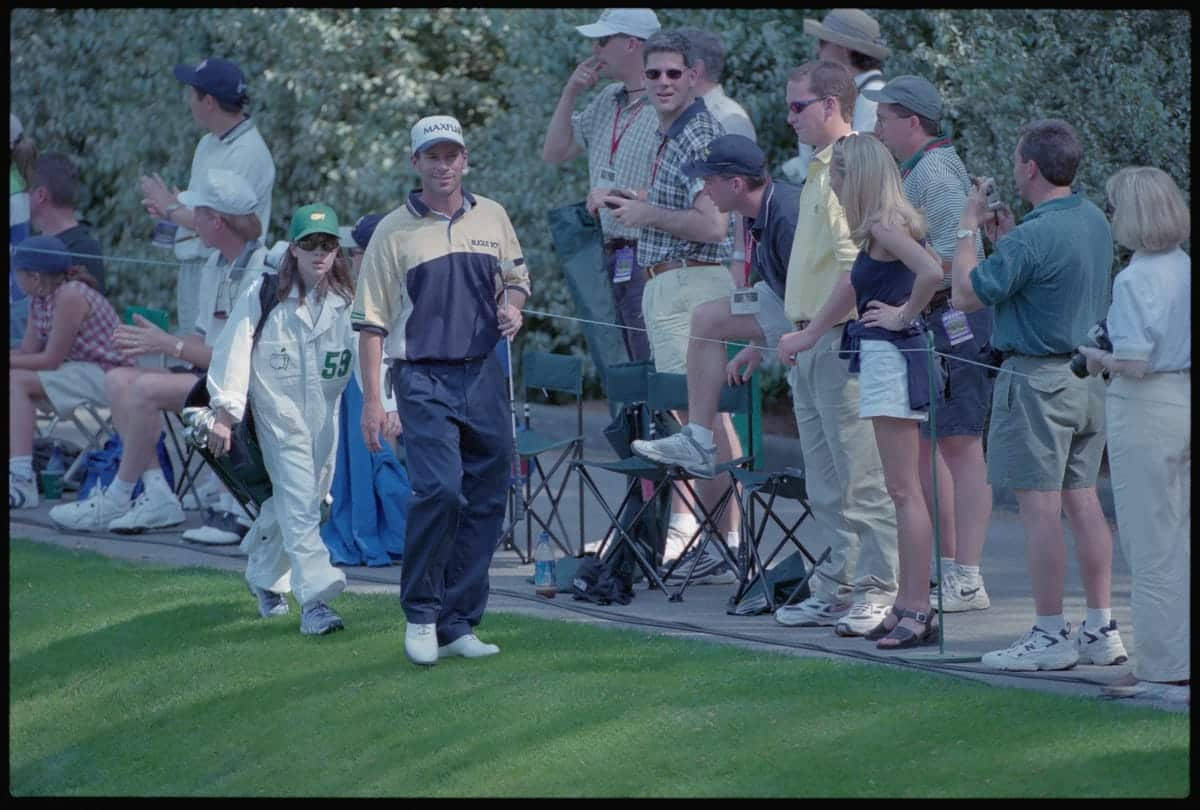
[771,61,900,637]
[353,115,531,667]
[603,29,741,583]
[543,8,662,362]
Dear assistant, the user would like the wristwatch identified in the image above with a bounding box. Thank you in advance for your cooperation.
[956,228,976,240]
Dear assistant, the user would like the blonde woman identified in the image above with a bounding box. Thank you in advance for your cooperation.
[1078,167,1190,704]
[784,133,943,648]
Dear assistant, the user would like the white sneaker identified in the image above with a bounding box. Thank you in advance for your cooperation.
[405,622,438,666]
[107,487,186,534]
[631,425,717,478]
[835,601,892,637]
[438,634,500,659]
[9,471,38,509]
[930,569,991,613]
[1076,620,1129,666]
[775,596,851,627]
[49,486,128,531]
[981,624,1079,671]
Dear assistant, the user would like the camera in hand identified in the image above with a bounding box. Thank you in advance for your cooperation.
[1069,319,1112,378]
[981,177,1002,210]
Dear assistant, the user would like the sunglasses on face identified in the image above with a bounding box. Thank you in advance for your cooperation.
[644,68,685,80]
[789,96,828,115]
[296,235,340,253]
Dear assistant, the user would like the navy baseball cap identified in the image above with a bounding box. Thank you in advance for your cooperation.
[681,134,766,178]
[349,214,383,250]
[13,235,71,274]
[173,57,248,105]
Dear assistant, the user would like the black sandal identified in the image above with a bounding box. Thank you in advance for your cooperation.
[875,608,939,650]
[864,605,900,641]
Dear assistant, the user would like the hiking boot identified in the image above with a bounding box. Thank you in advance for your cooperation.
[775,596,850,627]
[405,622,438,666]
[49,486,128,531]
[107,487,186,534]
[438,634,500,659]
[929,569,991,613]
[9,471,38,509]
[631,425,717,478]
[981,624,1079,671]
[300,601,344,635]
[249,584,289,618]
[835,601,892,637]
[1076,620,1129,666]
[662,544,737,585]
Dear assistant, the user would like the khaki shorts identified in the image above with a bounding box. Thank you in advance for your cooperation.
[38,361,111,416]
[985,355,1106,491]
[641,263,735,373]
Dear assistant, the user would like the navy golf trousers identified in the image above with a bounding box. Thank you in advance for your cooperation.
[394,353,511,645]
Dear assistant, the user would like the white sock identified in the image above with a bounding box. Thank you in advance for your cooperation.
[937,557,955,578]
[725,531,740,552]
[1086,608,1112,629]
[664,513,699,559]
[106,477,136,503]
[10,456,34,480]
[1036,614,1067,634]
[687,423,714,447]
[142,467,173,496]
[955,563,981,586]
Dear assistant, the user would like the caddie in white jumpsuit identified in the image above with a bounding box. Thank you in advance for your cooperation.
[205,203,360,636]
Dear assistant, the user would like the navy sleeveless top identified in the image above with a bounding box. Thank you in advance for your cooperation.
[842,249,944,411]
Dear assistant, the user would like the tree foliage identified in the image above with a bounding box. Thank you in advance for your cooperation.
[11,8,1190,399]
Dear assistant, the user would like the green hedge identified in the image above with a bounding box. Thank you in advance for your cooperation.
[11,8,1190,401]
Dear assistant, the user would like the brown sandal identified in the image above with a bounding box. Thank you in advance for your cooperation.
[875,608,939,650]
[864,605,899,641]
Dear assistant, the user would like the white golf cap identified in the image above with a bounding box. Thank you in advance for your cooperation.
[576,8,661,40]
[410,114,465,155]
[178,168,257,215]
[10,113,23,148]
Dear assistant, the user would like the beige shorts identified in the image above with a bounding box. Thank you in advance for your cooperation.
[858,340,926,421]
[641,263,735,373]
[37,361,110,416]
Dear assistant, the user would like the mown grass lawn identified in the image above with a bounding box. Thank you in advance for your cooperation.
[9,539,1189,797]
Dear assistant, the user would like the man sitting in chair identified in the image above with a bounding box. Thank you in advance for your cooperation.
[630,134,804,548]
[50,169,268,533]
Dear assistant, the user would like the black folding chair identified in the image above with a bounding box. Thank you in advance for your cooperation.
[571,361,675,595]
[503,350,585,563]
[725,465,831,615]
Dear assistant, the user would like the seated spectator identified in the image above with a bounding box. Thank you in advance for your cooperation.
[1079,167,1190,704]
[9,235,131,508]
[49,169,267,533]
[29,152,107,292]
[202,203,362,635]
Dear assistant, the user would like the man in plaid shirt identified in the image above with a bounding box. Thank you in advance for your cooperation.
[543,7,663,362]
[604,29,741,585]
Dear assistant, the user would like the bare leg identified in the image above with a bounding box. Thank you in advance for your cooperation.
[105,367,193,485]
[873,416,932,641]
[940,435,991,567]
[918,436,956,562]
[9,369,45,458]
[1014,489,1067,616]
[1061,486,1112,610]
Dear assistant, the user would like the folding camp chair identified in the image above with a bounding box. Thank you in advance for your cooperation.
[570,361,674,594]
[509,350,585,562]
[632,370,756,600]
[725,465,831,615]
[35,400,115,487]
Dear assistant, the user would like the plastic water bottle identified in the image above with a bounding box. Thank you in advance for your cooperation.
[534,531,557,598]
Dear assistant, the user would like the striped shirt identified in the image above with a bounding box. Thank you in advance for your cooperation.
[636,98,733,268]
[29,280,130,370]
[572,82,661,242]
[901,143,983,289]
[352,190,531,362]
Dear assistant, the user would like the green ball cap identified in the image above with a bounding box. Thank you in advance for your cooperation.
[289,203,341,241]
